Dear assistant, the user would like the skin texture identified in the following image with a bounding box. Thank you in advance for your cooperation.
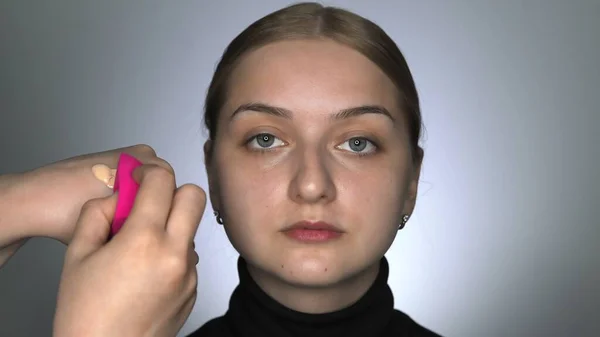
[205,39,421,313]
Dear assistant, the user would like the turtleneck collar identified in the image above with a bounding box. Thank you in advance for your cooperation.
[223,256,395,337]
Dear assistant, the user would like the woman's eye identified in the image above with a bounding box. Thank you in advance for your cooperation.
[247,133,285,150]
[337,137,377,155]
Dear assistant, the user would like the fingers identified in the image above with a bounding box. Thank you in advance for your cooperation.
[166,184,206,248]
[93,144,175,179]
[122,145,176,185]
[67,194,117,261]
[113,144,157,166]
[122,164,176,233]
[169,290,197,335]
[125,145,175,178]
[133,155,177,186]
[192,246,199,265]
[126,144,157,158]
[0,238,29,269]
[174,269,198,329]
[67,144,156,166]
[189,240,199,267]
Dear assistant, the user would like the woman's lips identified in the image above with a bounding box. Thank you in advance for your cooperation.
[282,221,344,242]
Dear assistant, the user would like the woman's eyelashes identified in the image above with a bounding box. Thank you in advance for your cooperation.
[336,137,378,157]
[246,133,286,152]
[245,132,379,157]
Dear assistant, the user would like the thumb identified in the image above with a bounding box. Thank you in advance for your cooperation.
[66,193,118,262]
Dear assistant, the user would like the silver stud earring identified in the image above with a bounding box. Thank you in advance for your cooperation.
[213,210,224,225]
[398,214,410,230]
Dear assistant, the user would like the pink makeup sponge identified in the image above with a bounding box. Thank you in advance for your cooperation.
[111,153,143,237]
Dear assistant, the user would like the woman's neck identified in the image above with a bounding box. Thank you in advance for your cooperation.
[246,262,381,314]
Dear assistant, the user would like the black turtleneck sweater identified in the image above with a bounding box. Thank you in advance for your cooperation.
[187,257,442,337]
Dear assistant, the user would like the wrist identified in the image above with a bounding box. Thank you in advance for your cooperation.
[0,172,35,245]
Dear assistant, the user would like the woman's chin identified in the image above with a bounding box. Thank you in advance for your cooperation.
[273,257,348,288]
[243,245,363,288]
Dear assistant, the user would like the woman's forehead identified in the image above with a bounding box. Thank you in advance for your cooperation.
[223,39,401,119]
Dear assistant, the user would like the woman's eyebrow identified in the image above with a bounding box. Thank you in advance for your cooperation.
[330,105,395,122]
[229,102,395,122]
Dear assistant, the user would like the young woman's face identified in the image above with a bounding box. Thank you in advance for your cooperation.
[206,39,420,287]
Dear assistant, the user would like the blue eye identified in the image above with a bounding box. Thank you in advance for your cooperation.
[248,133,285,150]
[337,137,377,155]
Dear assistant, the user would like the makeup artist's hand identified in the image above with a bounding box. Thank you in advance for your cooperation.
[0,144,172,267]
[54,163,205,337]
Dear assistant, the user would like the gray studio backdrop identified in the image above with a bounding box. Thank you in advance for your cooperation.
[1,1,598,336]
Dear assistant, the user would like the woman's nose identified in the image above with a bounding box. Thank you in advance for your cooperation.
[288,147,337,204]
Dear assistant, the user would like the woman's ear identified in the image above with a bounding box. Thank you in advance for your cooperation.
[402,154,423,217]
[204,140,220,210]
